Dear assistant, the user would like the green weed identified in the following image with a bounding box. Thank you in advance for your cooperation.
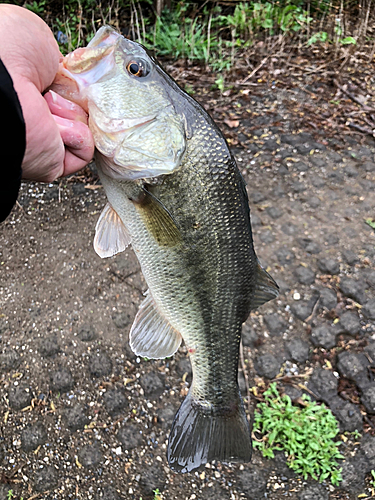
[153,488,162,500]
[253,383,343,485]
[365,218,375,230]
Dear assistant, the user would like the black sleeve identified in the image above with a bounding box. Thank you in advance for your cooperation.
[0,58,26,223]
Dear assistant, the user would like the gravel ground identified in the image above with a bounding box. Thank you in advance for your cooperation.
[1,75,375,499]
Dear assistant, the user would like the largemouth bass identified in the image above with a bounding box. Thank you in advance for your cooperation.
[52,26,279,473]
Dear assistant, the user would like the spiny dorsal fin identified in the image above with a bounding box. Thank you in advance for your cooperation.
[130,291,182,359]
[252,261,279,309]
[93,203,131,258]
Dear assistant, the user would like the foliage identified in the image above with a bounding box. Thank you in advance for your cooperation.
[153,488,162,500]
[365,218,375,230]
[253,383,343,485]
[371,470,375,488]
[11,0,371,79]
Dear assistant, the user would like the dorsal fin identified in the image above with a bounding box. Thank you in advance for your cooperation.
[93,203,131,258]
[130,291,182,359]
[252,262,279,309]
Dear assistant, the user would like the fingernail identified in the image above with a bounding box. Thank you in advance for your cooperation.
[53,115,75,128]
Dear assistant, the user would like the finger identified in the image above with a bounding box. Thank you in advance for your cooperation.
[52,115,95,176]
[45,90,88,124]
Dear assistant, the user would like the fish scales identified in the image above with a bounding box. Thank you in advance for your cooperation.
[51,25,279,473]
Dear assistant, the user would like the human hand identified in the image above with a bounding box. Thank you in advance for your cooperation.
[0,5,94,182]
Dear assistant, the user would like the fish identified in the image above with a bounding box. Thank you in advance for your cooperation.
[51,26,279,473]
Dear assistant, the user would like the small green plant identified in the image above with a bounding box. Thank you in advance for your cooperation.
[253,383,343,485]
[153,488,162,500]
[307,31,328,45]
[365,218,375,230]
[24,0,46,14]
[371,469,375,488]
[7,490,14,500]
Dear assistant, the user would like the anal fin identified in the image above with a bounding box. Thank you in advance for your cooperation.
[252,261,279,309]
[93,203,131,258]
[130,291,182,359]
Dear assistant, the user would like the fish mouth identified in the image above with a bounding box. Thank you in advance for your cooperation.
[50,28,121,112]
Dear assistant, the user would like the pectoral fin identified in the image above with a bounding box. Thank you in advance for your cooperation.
[130,291,182,359]
[94,203,131,258]
[252,261,279,309]
[133,188,182,247]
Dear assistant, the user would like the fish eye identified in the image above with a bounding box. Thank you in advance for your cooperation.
[126,60,149,77]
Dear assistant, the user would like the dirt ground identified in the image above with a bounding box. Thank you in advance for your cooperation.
[1,56,375,500]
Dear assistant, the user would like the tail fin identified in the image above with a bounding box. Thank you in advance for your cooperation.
[167,389,252,473]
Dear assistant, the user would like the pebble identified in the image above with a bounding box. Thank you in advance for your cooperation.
[39,335,60,357]
[291,181,305,193]
[62,404,89,431]
[360,434,375,470]
[139,372,164,397]
[306,196,321,208]
[362,299,375,320]
[282,384,302,401]
[0,349,20,373]
[281,223,298,235]
[263,313,287,336]
[103,388,128,416]
[8,384,32,410]
[317,257,340,275]
[285,339,309,363]
[318,287,337,310]
[290,301,314,321]
[117,424,143,450]
[266,206,283,219]
[325,233,339,246]
[294,160,309,172]
[89,351,113,378]
[330,396,363,432]
[95,486,120,500]
[112,311,132,329]
[50,367,74,392]
[298,483,328,500]
[365,269,375,288]
[307,368,337,403]
[311,175,325,187]
[341,249,359,265]
[362,160,375,171]
[343,164,358,177]
[339,458,367,493]
[236,466,267,499]
[311,325,337,349]
[298,238,322,254]
[361,384,375,414]
[78,324,97,342]
[241,324,259,347]
[259,230,275,244]
[339,277,366,304]
[336,351,369,382]
[78,442,103,468]
[294,266,316,285]
[250,213,262,226]
[254,354,281,379]
[34,466,58,493]
[139,463,166,495]
[337,311,360,336]
[310,156,326,168]
[176,357,192,381]
[250,191,266,203]
[276,246,295,265]
[157,406,176,430]
[21,422,48,452]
